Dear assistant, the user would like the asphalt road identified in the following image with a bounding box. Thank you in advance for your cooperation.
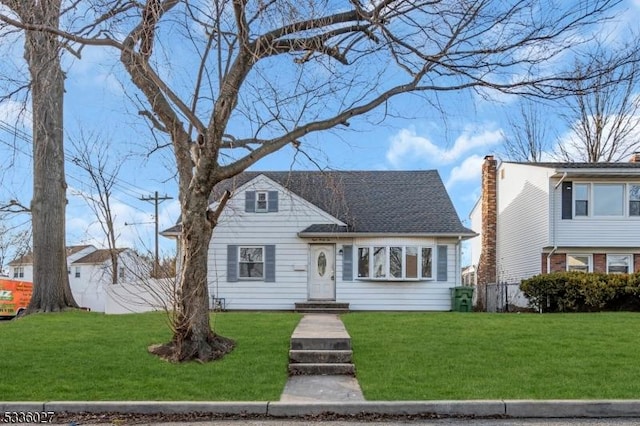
[39,418,640,426]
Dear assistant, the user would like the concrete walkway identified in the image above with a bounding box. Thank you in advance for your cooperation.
[280,314,365,402]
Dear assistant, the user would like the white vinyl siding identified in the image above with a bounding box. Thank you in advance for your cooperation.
[554,180,640,247]
[209,175,346,310]
[209,175,463,311]
[495,163,552,282]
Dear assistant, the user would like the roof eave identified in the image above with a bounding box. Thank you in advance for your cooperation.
[551,168,640,177]
[298,231,478,239]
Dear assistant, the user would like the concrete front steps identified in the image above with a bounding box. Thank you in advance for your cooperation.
[294,302,350,314]
[288,314,356,376]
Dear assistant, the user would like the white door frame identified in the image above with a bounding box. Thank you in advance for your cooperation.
[307,244,336,301]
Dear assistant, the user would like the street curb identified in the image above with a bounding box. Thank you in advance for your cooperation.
[268,400,505,417]
[3,400,640,418]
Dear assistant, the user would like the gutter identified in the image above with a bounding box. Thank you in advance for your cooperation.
[547,172,568,273]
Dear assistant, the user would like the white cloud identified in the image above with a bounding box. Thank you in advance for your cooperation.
[0,99,32,129]
[446,155,485,189]
[386,125,503,167]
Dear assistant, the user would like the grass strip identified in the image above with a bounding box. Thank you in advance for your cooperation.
[0,311,300,401]
[342,312,640,400]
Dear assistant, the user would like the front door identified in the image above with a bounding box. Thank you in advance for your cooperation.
[308,244,336,300]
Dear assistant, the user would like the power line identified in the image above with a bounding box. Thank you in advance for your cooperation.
[140,191,173,277]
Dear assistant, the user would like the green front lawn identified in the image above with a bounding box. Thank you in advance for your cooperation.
[342,312,640,400]
[2,311,640,401]
[0,311,300,401]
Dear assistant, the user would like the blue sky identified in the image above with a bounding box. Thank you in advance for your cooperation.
[1,0,639,267]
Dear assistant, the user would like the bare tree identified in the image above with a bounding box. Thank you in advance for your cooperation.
[0,213,31,276]
[69,131,123,285]
[2,0,631,361]
[556,43,640,162]
[501,100,552,162]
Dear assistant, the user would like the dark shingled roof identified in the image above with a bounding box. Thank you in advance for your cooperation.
[72,248,126,265]
[211,171,475,235]
[9,245,94,266]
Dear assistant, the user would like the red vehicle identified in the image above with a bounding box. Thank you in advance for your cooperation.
[0,279,33,318]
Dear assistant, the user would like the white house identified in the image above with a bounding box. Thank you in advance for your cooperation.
[164,170,476,311]
[8,245,147,312]
[471,155,640,302]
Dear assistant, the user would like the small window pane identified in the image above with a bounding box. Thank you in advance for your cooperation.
[239,262,264,278]
[630,185,640,216]
[567,255,589,272]
[574,183,589,216]
[593,184,624,216]
[239,247,264,278]
[421,247,432,278]
[240,248,263,262]
[390,247,402,278]
[358,248,369,278]
[373,247,386,278]
[575,200,588,216]
[256,192,267,211]
[406,247,418,279]
[608,255,630,274]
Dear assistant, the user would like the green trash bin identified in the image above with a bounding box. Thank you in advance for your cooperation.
[451,286,474,312]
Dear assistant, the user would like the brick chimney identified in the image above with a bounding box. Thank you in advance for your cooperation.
[630,152,640,163]
[477,155,498,304]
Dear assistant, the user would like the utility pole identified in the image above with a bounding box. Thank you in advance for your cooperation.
[140,191,173,277]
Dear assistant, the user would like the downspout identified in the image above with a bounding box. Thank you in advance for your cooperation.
[456,235,462,286]
[547,172,568,273]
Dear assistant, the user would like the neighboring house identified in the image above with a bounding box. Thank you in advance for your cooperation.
[8,245,144,312]
[164,170,476,311]
[471,155,640,305]
[70,248,144,312]
[9,245,96,283]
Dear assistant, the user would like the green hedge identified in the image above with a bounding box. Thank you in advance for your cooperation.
[520,272,640,312]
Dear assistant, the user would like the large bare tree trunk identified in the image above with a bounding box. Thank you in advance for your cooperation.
[24,3,77,312]
[149,190,233,362]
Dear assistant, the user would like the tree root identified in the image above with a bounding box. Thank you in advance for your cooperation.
[148,333,235,363]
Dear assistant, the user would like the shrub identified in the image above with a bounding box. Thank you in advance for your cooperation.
[520,272,640,312]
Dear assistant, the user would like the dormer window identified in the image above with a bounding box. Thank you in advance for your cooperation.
[256,191,268,212]
[245,190,279,213]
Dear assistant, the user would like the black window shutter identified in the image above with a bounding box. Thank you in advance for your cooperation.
[267,191,279,212]
[342,245,353,281]
[561,182,572,220]
[227,245,238,282]
[265,245,276,282]
[437,245,448,281]
[245,191,256,212]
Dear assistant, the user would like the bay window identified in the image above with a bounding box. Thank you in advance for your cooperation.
[357,245,433,280]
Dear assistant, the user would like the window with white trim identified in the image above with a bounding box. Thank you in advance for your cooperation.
[357,245,433,280]
[239,246,264,279]
[607,254,631,274]
[75,266,81,278]
[573,182,640,217]
[255,191,268,212]
[566,254,591,273]
[13,266,24,278]
[630,184,640,216]
[574,183,589,216]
